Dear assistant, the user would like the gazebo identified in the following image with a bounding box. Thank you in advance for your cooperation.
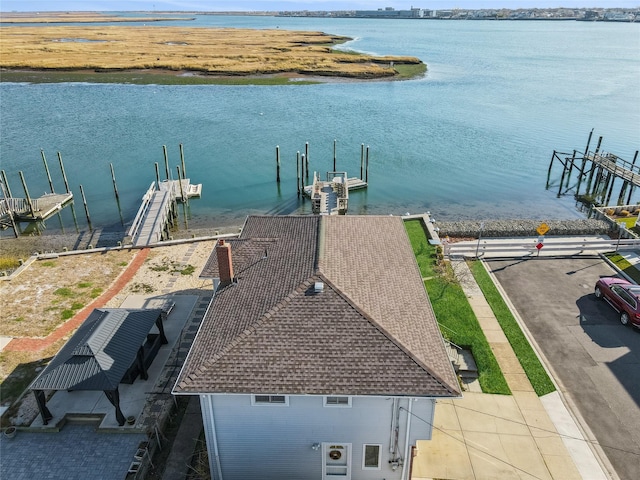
[29,308,168,426]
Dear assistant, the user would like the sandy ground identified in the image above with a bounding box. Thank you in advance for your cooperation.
[0,238,217,421]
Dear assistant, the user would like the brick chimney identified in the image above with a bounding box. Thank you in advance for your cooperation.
[216,239,234,286]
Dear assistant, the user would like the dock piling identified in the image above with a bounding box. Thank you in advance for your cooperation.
[163,145,170,181]
[365,146,370,183]
[360,143,364,180]
[18,171,36,219]
[584,128,594,155]
[333,139,337,171]
[1,170,12,198]
[155,162,161,189]
[296,151,301,196]
[179,143,186,180]
[177,165,186,203]
[79,184,92,229]
[57,152,70,194]
[110,163,120,200]
[41,150,55,194]
[276,145,281,183]
[305,142,309,178]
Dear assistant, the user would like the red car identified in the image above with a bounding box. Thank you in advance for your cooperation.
[594,277,640,327]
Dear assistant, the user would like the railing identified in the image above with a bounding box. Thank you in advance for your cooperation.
[446,238,640,258]
[126,182,157,243]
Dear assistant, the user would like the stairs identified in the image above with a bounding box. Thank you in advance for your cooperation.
[445,340,480,392]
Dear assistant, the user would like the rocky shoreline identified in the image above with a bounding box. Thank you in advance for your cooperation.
[436,218,613,238]
[1,218,615,260]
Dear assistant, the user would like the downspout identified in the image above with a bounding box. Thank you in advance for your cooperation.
[389,398,397,454]
[204,395,224,480]
[401,398,413,480]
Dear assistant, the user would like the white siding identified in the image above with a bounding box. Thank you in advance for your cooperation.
[200,394,435,480]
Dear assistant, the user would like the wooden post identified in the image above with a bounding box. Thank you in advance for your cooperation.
[57,152,70,193]
[333,139,337,171]
[296,151,301,196]
[155,162,160,189]
[360,143,364,180]
[41,150,55,193]
[557,161,567,198]
[110,163,120,200]
[79,184,91,228]
[594,136,603,155]
[605,173,616,205]
[18,171,36,219]
[1,170,12,198]
[365,146,370,183]
[576,150,588,196]
[583,128,594,155]
[0,172,18,237]
[177,165,186,202]
[626,151,639,204]
[163,145,170,181]
[305,152,309,180]
[305,142,309,176]
[179,143,186,180]
[564,150,576,190]
[617,181,629,206]
[546,151,556,190]
[276,145,281,183]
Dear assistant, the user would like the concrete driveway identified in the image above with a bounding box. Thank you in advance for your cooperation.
[487,255,640,480]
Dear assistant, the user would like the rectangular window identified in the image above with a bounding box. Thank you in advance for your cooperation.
[252,395,288,405]
[324,396,351,407]
[363,444,381,469]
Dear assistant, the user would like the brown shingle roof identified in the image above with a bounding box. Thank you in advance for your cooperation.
[175,215,460,398]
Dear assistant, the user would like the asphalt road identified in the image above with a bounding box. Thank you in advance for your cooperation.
[487,255,640,480]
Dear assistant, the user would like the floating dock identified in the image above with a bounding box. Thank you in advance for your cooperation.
[1,192,73,223]
[303,172,367,215]
[158,178,201,202]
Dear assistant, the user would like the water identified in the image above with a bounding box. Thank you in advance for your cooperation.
[1,16,639,234]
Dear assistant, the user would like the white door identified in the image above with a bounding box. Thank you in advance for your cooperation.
[322,443,351,479]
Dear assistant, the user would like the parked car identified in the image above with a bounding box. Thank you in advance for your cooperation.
[594,277,640,327]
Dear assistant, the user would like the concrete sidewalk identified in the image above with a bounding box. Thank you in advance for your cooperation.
[412,260,610,480]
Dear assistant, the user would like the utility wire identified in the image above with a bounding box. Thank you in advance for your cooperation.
[451,403,640,457]
[401,406,548,480]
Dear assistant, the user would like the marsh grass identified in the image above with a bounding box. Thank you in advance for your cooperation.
[0,26,424,81]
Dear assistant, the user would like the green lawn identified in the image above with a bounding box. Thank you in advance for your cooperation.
[404,220,511,395]
[604,252,640,284]
[469,261,556,396]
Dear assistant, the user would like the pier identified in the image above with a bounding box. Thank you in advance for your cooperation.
[303,172,367,215]
[547,131,640,207]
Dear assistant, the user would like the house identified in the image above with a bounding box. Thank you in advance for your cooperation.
[173,215,460,480]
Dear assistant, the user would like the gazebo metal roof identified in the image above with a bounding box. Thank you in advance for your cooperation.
[29,308,167,426]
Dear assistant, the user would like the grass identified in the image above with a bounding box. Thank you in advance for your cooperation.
[0,257,21,271]
[404,219,511,395]
[469,261,556,396]
[0,25,425,81]
[604,252,640,283]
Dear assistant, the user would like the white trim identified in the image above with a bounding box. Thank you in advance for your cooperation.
[362,444,382,470]
[251,394,289,406]
[322,442,352,479]
[323,396,352,407]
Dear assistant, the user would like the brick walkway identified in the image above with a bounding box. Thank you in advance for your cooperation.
[4,248,150,352]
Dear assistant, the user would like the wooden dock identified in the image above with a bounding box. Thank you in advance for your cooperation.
[125,183,174,247]
[1,192,73,222]
[547,131,640,207]
[158,178,202,202]
[303,172,367,215]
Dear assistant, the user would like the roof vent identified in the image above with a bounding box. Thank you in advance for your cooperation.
[314,281,324,293]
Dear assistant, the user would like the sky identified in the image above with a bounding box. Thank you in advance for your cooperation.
[1,1,638,13]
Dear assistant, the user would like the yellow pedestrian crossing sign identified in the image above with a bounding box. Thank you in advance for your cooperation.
[537,223,550,236]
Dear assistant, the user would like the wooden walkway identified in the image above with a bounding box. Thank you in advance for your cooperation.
[126,178,201,247]
[126,183,173,247]
[303,172,367,215]
[587,152,640,188]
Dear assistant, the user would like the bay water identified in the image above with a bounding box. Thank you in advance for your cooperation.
[1,16,638,234]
